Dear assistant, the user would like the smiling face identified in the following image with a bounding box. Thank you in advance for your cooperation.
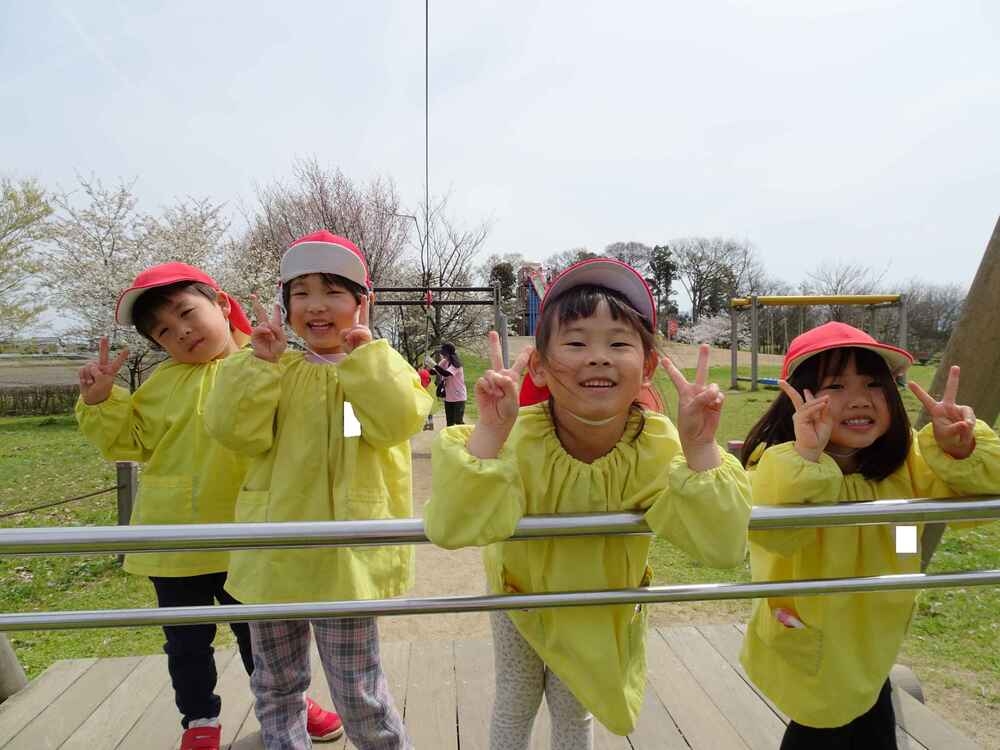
[816,352,893,454]
[530,294,657,423]
[286,273,362,355]
[147,289,237,364]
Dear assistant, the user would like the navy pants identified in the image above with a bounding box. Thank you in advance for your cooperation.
[780,679,897,749]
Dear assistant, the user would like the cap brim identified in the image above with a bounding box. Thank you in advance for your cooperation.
[784,344,913,379]
[280,241,369,288]
[115,287,147,326]
[544,258,656,328]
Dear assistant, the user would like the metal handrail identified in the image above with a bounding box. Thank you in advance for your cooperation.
[0,496,997,556]
[1,570,998,631]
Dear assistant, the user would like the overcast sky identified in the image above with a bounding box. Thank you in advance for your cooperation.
[3,1,998,306]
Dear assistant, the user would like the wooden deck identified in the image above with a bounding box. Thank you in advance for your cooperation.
[0,624,980,749]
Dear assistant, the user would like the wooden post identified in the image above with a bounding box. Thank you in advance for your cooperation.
[116,462,138,564]
[918,216,1000,570]
[0,633,27,702]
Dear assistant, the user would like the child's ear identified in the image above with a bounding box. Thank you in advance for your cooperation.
[527,348,547,387]
[215,291,232,318]
[642,349,659,384]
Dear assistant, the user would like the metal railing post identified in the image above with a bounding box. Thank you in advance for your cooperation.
[116,462,137,564]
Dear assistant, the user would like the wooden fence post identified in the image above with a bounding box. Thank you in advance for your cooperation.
[0,633,27,702]
[116,462,137,564]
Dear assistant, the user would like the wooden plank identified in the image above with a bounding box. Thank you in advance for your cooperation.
[662,626,785,749]
[9,655,142,748]
[892,688,980,750]
[454,639,494,750]
[380,640,410,716]
[0,658,97,748]
[116,656,192,750]
[645,628,749,749]
[593,720,630,749]
[627,686,689,749]
[215,649,257,750]
[62,654,170,750]
[404,640,457,749]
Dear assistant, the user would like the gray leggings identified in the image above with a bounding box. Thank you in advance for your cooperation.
[489,611,593,750]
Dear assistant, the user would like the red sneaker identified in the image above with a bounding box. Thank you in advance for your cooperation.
[306,697,345,742]
[180,725,221,750]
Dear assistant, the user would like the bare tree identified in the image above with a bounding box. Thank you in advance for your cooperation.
[802,261,887,324]
[543,247,597,277]
[671,237,760,322]
[603,241,652,272]
[0,177,52,338]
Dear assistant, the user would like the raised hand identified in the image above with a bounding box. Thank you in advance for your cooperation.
[467,332,532,459]
[909,366,977,459]
[340,294,373,354]
[250,295,287,363]
[777,379,833,463]
[78,336,129,405]
[660,344,723,471]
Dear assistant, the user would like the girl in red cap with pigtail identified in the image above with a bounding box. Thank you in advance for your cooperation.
[75,263,341,749]
[739,321,1000,748]
[204,231,432,750]
[425,258,752,749]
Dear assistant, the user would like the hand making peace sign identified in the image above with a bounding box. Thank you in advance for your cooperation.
[777,379,833,463]
[659,344,724,470]
[909,365,977,459]
[340,294,373,354]
[475,331,533,432]
[250,295,287,363]
[78,336,129,405]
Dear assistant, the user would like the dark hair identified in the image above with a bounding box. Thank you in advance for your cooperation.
[132,281,219,346]
[535,284,659,439]
[741,346,911,480]
[440,341,462,368]
[282,272,367,322]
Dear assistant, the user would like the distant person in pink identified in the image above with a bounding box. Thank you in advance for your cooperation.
[434,341,467,425]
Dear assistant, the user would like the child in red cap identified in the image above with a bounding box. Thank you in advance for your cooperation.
[205,231,432,749]
[739,321,1000,748]
[75,263,341,750]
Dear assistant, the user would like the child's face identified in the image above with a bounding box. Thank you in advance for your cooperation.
[816,354,891,453]
[530,301,656,422]
[149,290,238,364]
[287,273,361,355]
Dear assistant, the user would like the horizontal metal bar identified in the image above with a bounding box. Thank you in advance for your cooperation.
[375,300,494,306]
[375,287,494,293]
[730,294,902,308]
[0,497,997,556]
[1,569,997,631]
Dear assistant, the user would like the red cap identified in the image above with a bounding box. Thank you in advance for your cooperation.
[115,262,252,343]
[279,230,370,290]
[518,257,659,409]
[782,321,913,379]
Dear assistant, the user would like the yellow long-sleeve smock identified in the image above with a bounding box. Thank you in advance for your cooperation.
[425,404,752,735]
[740,421,1000,728]
[75,359,249,578]
[203,340,433,605]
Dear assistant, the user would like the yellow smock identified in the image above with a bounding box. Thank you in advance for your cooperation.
[740,421,1000,728]
[203,340,433,604]
[74,359,249,578]
[425,405,752,735]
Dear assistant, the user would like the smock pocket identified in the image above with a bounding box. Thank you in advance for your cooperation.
[235,490,270,523]
[346,486,392,521]
[134,475,194,525]
[755,604,824,676]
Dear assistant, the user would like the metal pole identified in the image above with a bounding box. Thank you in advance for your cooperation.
[1,498,998,557]
[494,281,509,367]
[115,461,137,564]
[899,295,908,352]
[730,305,738,389]
[1,569,998,631]
[750,295,759,391]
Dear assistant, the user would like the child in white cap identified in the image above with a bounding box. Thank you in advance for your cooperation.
[205,230,432,749]
[425,258,752,749]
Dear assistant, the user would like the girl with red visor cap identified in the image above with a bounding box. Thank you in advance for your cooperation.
[204,231,432,750]
[425,258,751,748]
[739,321,1000,749]
[75,263,341,749]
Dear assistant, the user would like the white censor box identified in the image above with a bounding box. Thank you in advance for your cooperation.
[895,525,918,555]
[344,402,361,438]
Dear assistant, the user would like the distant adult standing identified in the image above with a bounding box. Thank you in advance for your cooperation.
[435,342,467,425]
